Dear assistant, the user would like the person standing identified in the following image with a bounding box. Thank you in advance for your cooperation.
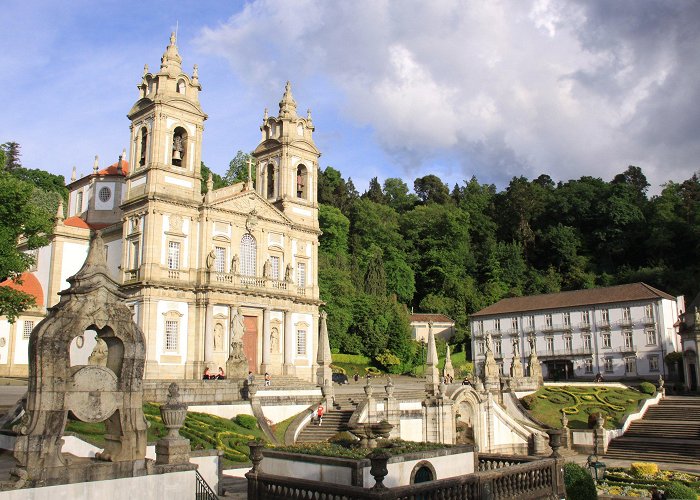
[316,404,324,426]
[264,372,271,386]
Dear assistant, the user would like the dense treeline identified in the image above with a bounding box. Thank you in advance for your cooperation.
[317,165,700,370]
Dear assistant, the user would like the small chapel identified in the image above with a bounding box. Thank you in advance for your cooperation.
[0,33,323,381]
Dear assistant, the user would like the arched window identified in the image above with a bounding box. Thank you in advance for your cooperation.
[266,164,275,198]
[240,234,257,277]
[177,79,186,94]
[296,165,308,199]
[172,127,187,167]
[139,127,148,167]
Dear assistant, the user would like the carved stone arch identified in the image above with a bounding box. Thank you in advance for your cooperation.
[450,386,483,448]
[410,460,437,484]
[13,232,147,480]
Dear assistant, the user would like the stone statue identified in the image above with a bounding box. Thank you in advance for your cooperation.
[528,333,536,354]
[263,258,272,279]
[270,327,279,353]
[695,306,700,326]
[285,263,293,283]
[231,254,239,274]
[88,335,108,367]
[512,337,520,357]
[485,332,493,353]
[214,323,223,351]
[206,248,216,270]
[231,307,245,344]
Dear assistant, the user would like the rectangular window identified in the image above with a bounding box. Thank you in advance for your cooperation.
[583,334,592,351]
[604,357,614,373]
[214,246,226,273]
[546,337,554,353]
[584,358,593,374]
[602,332,611,349]
[645,328,657,345]
[602,309,610,324]
[545,314,553,328]
[22,320,34,340]
[625,357,636,374]
[564,336,572,352]
[296,329,307,355]
[477,341,484,355]
[296,262,306,289]
[167,241,181,270]
[270,255,280,280]
[527,315,535,329]
[623,307,631,321]
[130,241,140,269]
[76,191,83,215]
[477,320,483,334]
[563,312,571,327]
[164,320,178,351]
[494,340,502,356]
[494,318,501,331]
[645,304,654,320]
[649,355,659,372]
[511,317,518,330]
[582,310,590,325]
[624,330,634,349]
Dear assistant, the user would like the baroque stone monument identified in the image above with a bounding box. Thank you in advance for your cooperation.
[227,306,248,379]
[13,231,149,485]
[483,332,500,390]
[527,333,543,383]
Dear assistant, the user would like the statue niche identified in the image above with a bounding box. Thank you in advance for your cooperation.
[13,231,148,485]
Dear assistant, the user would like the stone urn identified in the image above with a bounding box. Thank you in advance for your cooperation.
[560,410,569,429]
[546,429,563,458]
[248,440,265,473]
[385,381,394,397]
[364,380,374,398]
[160,383,187,438]
[368,449,391,490]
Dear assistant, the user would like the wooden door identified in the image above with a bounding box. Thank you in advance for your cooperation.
[243,316,258,374]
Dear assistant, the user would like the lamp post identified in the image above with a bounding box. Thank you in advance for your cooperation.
[421,339,426,375]
[586,453,606,483]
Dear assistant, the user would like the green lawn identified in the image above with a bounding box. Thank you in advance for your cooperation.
[331,353,384,378]
[412,349,473,378]
[65,403,267,462]
[522,385,651,429]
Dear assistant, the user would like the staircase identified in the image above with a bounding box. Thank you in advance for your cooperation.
[254,374,317,389]
[605,396,700,465]
[295,407,355,443]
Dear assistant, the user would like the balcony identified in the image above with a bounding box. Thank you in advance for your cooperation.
[537,347,593,359]
[598,319,611,329]
[643,316,656,326]
[542,323,573,333]
[206,271,310,298]
[618,344,637,355]
[124,268,139,283]
[578,321,591,330]
[617,318,635,328]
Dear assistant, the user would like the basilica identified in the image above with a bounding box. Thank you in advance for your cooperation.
[0,33,322,380]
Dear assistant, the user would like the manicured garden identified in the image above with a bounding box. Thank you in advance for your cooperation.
[597,463,700,498]
[65,403,267,462]
[274,439,453,460]
[521,385,651,429]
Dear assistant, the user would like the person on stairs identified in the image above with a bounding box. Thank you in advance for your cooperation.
[316,404,324,426]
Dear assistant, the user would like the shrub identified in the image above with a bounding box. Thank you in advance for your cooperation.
[234,414,258,430]
[332,353,371,364]
[365,366,381,376]
[587,412,606,429]
[563,462,597,500]
[375,350,401,374]
[631,462,659,477]
[639,382,656,395]
[664,481,697,499]
[521,394,537,410]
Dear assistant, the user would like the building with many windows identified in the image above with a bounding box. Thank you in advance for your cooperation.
[0,34,322,380]
[470,283,683,381]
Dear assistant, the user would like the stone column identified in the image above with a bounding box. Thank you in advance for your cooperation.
[204,302,214,366]
[425,322,440,395]
[283,309,295,375]
[260,307,271,373]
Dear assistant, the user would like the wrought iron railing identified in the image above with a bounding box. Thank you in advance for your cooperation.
[195,470,219,500]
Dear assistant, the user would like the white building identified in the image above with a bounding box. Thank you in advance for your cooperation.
[410,313,455,343]
[470,283,683,381]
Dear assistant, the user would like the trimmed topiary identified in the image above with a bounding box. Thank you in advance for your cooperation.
[663,481,697,499]
[630,462,659,477]
[639,382,656,395]
[234,414,258,430]
[563,462,597,500]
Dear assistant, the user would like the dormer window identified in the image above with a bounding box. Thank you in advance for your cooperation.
[177,79,186,94]
[171,127,187,167]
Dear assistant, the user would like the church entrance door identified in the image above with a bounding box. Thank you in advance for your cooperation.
[243,316,258,374]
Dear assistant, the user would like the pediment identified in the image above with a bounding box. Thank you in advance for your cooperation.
[209,190,291,225]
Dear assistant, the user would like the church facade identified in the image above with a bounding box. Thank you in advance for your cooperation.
[0,34,322,380]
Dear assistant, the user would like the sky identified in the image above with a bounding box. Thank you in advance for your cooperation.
[2,0,700,195]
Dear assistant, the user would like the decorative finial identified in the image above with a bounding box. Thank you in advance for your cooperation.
[192,64,199,83]
[71,166,77,182]
[307,108,312,120]
[170,31,176,45]
[279,81,297,117]
[93,155,99,174]
[263,107,268,120]
[143,64,149,76]
[55,198,64,222]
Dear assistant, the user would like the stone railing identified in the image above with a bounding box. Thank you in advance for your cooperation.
[207,271,309,298]
[245,453,564,500]
[477,453,540,471]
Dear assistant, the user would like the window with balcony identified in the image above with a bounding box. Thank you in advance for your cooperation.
[644,304,654,321]
[624,330,634,349]
[564,336,572,352]
[582,310,590,325]
[476,320,483,334]
[563,312,571,327]
[584,358,593,374]
[164,319,179,351]
[601,309,610,325]
[270,255,280,280]
[494,318,501,332]
[649,355,659,372]
[622,307,631,321]
[477,341,484,355]
[240,234,257,276]
[214,246,226,273]
[527,315,535,330]
[494,340,502,357]
[583,333,592,351]
[297,262,306,288]
[167,241,181,270]
[604,357,614,373]
[545,314,553,328]
[645,328,656,345]
[511,317,518,330]
[546,337,554,353]
[602,332,611,348]
[625,357,636,374]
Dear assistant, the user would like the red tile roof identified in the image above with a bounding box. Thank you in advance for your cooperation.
[471,282,676,317]
[0,272,44,307]
[63,216,112,230]
[98,158,129,176]
[410,313,454,323]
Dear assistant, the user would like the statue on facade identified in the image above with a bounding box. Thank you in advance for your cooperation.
[231,307,245,344]
[485,332,493,353]
[263,258,272,279]
[270,327,279,353]
[227,307,248,378]
[285,263,293,283]
[512,337,520,357]
[231,254,238,274]
[206,248,216,270]
[88,335,108,367]
[214,323,223,351]
[528,333,536,354]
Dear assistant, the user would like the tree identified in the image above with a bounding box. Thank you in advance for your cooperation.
[363,177,384,203]
[363,247,387,296]
[319,204,350,257]
[224,150,252,185]
[414,174,451,205]
[200,162,229,193]
[0,174,53,322]
[1,142,21,171]
[383,177,417,213]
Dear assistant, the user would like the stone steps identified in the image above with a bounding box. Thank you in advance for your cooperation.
[296,409,354,443]
[252,374,316,389]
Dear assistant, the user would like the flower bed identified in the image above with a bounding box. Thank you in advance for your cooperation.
[274,439,452,459]
[598,465,700,498]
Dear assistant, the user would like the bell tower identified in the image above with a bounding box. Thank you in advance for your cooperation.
[253,82,320,229]
[125,32,207,203]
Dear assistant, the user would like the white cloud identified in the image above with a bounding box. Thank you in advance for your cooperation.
[194,0,700,191]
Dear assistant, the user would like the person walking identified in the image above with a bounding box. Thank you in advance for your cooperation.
[264,372,271,386]
[316,404,324,426]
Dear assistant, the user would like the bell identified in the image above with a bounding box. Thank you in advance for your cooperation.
[172,150,181,160]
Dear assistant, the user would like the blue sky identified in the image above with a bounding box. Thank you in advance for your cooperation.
[3,1,700,194]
